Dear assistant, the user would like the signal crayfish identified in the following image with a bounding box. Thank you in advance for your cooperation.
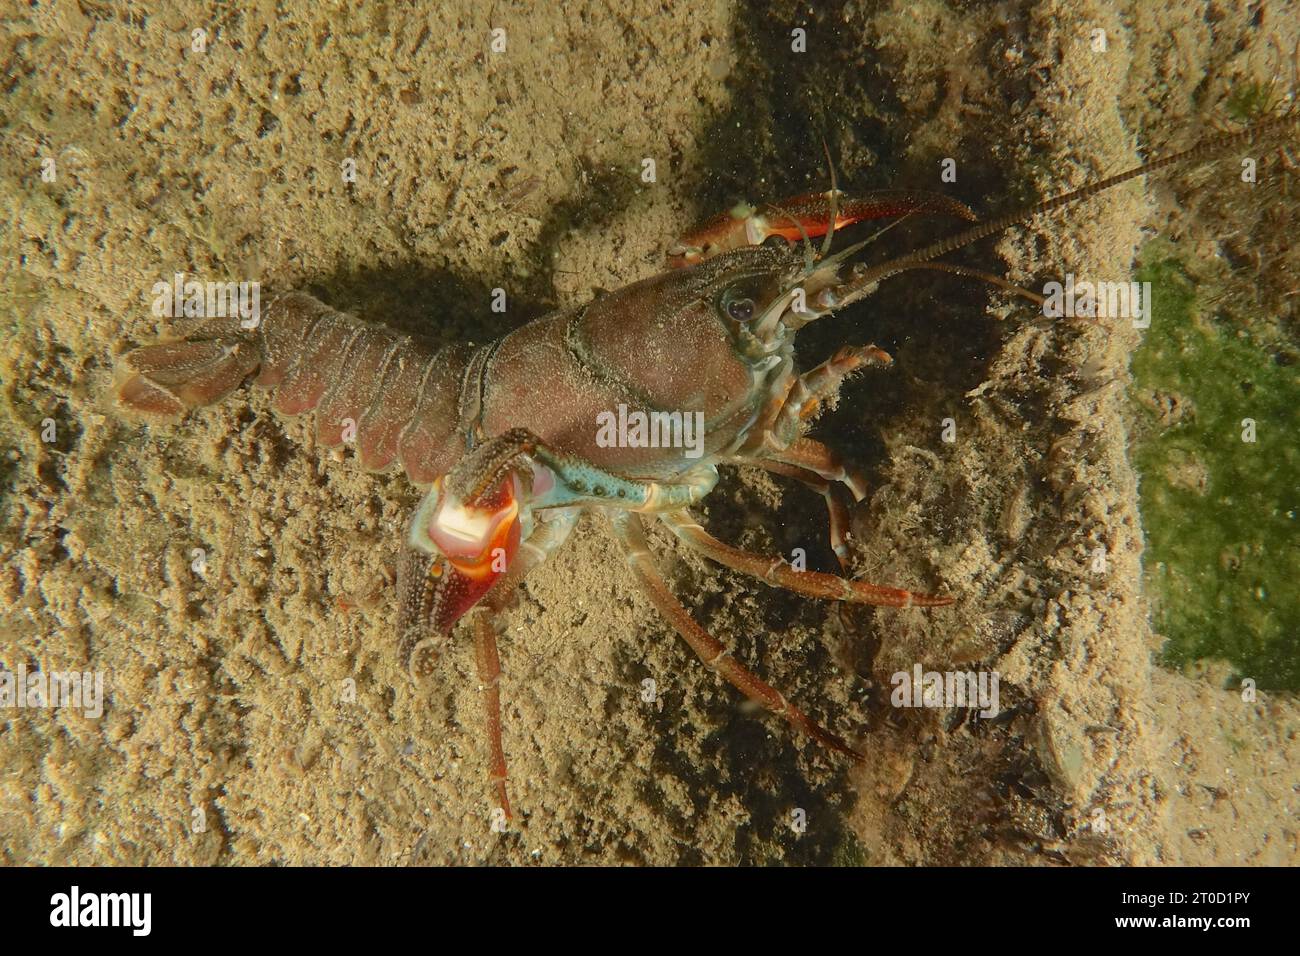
[114,116,1293,819]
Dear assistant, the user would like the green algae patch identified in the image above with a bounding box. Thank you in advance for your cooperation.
[1129,243,1300,691]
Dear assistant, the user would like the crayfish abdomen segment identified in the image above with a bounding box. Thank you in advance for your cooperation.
[115,291,474,485]
[396,342,474,484]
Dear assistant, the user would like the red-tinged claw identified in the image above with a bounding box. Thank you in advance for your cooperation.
[399,474,524,643]
[425,474,521,584]
[667,189,978,267]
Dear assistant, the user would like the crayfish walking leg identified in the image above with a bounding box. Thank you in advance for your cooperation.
[746,437,874,576]
[658,511,952,609]
[609,511,863,760]
[470,612,511,820]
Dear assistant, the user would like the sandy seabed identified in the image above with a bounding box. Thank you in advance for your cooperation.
[1,0,1297,865]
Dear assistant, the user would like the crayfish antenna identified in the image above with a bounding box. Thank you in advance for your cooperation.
[763,197,818,274]
[818,135,840,262]
[830,111,1299,309]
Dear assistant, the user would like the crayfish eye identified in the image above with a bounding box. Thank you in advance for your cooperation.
[726,298,755,322]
